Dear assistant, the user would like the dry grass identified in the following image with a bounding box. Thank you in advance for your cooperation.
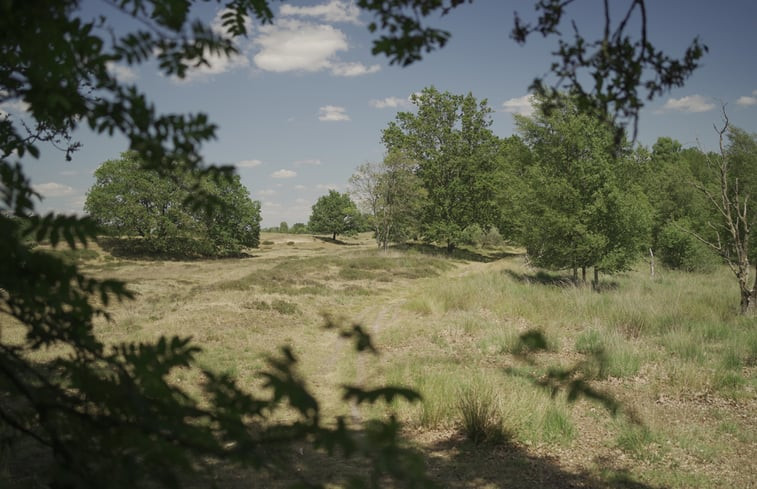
[9,232,756,489]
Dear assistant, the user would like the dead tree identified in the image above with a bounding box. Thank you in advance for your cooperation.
[688,108,754,314]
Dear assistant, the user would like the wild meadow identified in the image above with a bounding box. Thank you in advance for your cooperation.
[10,232,753,489]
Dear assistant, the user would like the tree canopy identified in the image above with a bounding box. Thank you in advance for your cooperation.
[383,86,501,250]
[515,94,653,282]
[85,152,262,256]
[308,190,360,240]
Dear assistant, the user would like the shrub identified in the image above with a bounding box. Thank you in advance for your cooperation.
[657,220,719,272]
[462,224,485,247]
[482,226,504,248]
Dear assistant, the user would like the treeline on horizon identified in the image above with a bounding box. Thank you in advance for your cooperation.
[85,87,757,287]
[327,87,755,283]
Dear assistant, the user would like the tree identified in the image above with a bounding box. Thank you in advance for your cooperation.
[686,112,757,313]
[308,190,360,240]
[382,87,501,250]
[0,0,708,486]
[199,172,262,252]
[633,139,719,271]
[291,222,308,234]
[516,95,652,284]
[350,152,426,250]
[278,221,289,233]
[85,152,194,241]
[85,152,261,256]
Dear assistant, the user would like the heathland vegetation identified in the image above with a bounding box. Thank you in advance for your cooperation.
[2,1,753,489]
[13,234,756,488]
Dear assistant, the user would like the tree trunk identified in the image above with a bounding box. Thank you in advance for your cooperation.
[740,287,754,315]
[649,248,655,279]
[572,265,578,283]
[332,231,336,240]
[581,266,586,284]
[592,267,599,291]
[447,241,455,253]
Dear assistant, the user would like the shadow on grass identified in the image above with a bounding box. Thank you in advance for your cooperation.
[312,235,362,246]
[418,432,657,489]
[396,242,521,263]
[183,428,658,489]
[505,269,620,291]
[98,237,256,261]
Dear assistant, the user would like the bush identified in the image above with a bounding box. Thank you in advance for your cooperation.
[482,226,504,248]
[462,224,485,247]
[657,220,719,272]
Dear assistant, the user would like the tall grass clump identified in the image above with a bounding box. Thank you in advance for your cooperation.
[574,328,642,379]
[457,380,506,443]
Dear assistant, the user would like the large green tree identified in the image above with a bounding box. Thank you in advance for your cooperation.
[0,0,708,486]
[308,190,360,240]
[516,95,652,283]
[382,87,501,250]
[85,152,261,255]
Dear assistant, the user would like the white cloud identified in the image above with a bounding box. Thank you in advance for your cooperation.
[106,62,138,83]
[369,96,412,109]
[318,105,350,121]
[180,48,250,82]
[258,189,276,196]
[502,94,535,116]
[316,183,340,190]
[272,169,297,178]
[236,159,263,168]
[330,62,380,77]
[294,159,321,166]
[295,184,307,190]
[60,170,78,176]
[661,95,715,113]
[68,195,86,212]
[252,19,377,77]
[736,90,757,106]
[0,98,30,115]
[280,0,361,24]
[253,19,347,73]
[33,182,76,197]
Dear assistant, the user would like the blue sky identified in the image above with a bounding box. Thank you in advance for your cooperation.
[7,0,757,227]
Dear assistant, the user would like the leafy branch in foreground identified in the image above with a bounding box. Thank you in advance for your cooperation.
[511,0,707,141]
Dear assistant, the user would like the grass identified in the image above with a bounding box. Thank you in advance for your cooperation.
[11,234,754,489]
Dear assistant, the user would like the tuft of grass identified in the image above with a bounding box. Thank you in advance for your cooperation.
[615,422,658,460]
[575,329,603,354]
[541,406,575,444]
[271,299,299,315]
[457,381,506,444]
[242,300,270,310]
[575,329,642,379]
